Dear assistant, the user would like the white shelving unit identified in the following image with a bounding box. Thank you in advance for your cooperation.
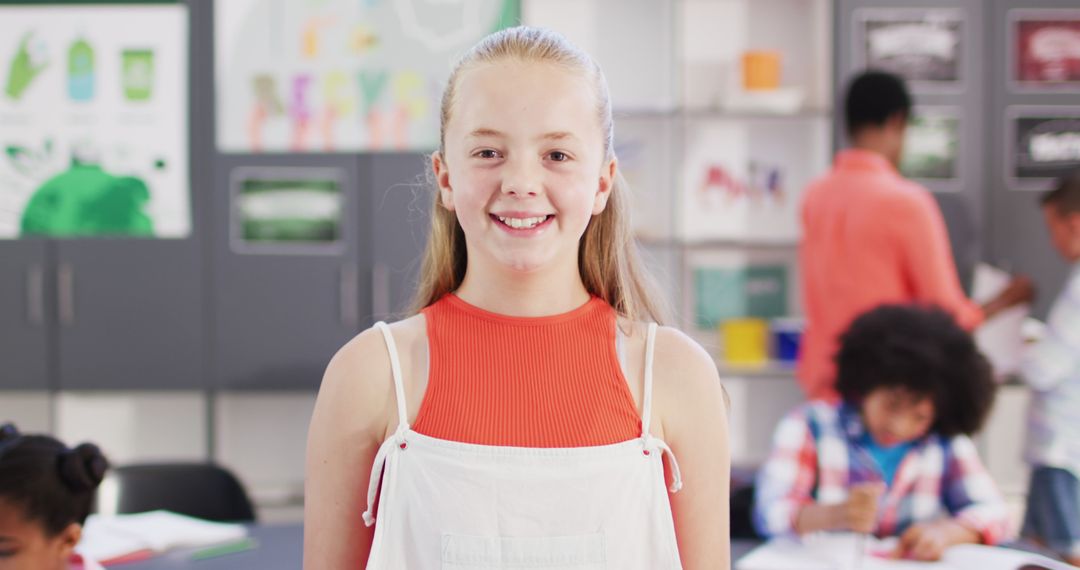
[524,0,834,466]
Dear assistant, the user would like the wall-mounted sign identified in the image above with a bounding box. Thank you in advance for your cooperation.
[855,8,965,91]
[1006,106,1080,191]
[230,166,346,255]
[900,106,961,190]
[1011,9,1080,91]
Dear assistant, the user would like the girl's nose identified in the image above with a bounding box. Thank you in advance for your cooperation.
[501,158,541,197]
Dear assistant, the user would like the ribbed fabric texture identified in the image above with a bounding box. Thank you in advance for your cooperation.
[413,293,642,448]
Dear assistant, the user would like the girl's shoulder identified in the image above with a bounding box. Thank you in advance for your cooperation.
[615,318,727,422]
[317,314,429,439]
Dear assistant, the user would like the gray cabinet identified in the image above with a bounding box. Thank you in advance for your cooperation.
[212,155,368,390]
[0,239,205,391]
[53,240,204,390]
[0,240,51,390]
[211,153,431,390]
[368,152,431,321]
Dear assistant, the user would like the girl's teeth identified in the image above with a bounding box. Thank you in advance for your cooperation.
[498,215,547,229]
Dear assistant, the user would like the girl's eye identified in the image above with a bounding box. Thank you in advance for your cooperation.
[477,149,499,159]
[548,151,569,162]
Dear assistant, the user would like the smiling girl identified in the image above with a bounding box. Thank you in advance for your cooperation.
[304,26,730,569]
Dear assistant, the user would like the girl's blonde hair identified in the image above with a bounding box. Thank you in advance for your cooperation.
[412,26,667,324]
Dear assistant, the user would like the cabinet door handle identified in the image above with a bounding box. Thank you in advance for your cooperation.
[339,262,358,328]
[27,264,44,326]
[58,263,75,326]
[372,262,390,320]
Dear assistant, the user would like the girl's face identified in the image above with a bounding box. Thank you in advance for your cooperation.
[0,500,80,570]
[860,387,935,447]
[434,60,615,274]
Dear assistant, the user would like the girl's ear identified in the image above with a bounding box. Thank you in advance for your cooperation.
[592,157,617,215]
[431,151,455,211]
[53,522,81,560]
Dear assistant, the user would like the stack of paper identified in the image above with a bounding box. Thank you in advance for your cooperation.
[737,533,1077,570]
[972,263,1031,380]
[76,510,248,564]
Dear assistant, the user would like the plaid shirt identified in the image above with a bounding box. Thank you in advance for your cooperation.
[753,401,1009,543]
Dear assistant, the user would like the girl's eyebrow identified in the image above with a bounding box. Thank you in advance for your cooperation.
[466,129,579,142]
[468,128,503,139]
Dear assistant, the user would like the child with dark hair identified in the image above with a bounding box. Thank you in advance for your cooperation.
[1019,169,1080,566]
[754,304,1008,561]
[0,423,109,570]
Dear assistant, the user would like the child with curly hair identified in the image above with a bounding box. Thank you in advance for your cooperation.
[754,304,1008,561]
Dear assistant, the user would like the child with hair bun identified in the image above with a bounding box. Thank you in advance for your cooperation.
[0,423,109,570]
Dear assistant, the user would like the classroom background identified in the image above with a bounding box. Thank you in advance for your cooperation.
[2,0,1079,530]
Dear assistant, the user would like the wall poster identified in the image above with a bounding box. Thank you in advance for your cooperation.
[215,0,518,153]
[1006,106,1080,191]
[0,2,189,239]
[855,8,964,90]
[1011,10,1080,91]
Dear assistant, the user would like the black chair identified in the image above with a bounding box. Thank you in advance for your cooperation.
[98,463,257,523]
[730,463,762,540]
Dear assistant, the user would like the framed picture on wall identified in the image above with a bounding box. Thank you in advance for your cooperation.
[229,166,346,255]
[1009,9,1080,92]
[214,0,518,153]
[854,8,965,92]
[899,106,962,191]
[0,2,190,239]
[1005,106,1080,191]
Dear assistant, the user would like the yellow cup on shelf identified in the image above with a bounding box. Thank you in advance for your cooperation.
[742,50,781,91]
[721,318,770,366]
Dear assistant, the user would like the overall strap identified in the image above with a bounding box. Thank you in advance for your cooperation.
[639,322,683,493]
[640,322,658,438]
[363,322,411,527]
[374,321,409,432]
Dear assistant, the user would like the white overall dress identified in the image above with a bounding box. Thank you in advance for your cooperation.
[362,321,685,569]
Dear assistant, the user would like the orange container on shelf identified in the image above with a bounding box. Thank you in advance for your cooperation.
[742,50,781,91]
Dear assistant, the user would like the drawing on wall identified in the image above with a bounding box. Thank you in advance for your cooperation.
[1012,10,1080,90]
[694,264,788,329]
[0,4,189,239]
[215,0,519,153]
[857,8,963,86]
[679,122,805,243]
[230,167,345,254]
[900,108,960,184]
[1007,107,1080,190]
[614,116,675,240]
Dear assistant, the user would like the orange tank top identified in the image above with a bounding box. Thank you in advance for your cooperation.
[413,293,642,447]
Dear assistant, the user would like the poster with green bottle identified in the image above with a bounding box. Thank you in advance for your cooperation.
[0,2,189,239]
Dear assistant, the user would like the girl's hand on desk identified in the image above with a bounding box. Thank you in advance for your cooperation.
[892,519,980,561]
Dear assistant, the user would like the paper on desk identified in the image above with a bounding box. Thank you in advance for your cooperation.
[736,534,949,570]
[734,535,1071,570]
[77,510,247,562]
[736,533,1075,570]
[972,263,1029,380]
